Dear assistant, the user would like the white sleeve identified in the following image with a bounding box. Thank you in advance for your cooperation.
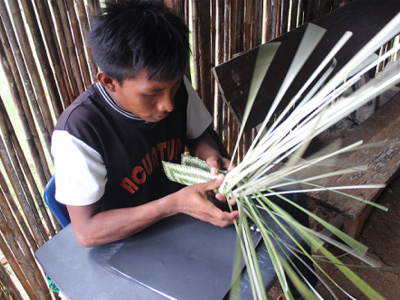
[184,76,213,139]
[51,130,107,206]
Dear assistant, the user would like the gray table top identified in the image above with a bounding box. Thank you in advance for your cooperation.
[36,213,299,300]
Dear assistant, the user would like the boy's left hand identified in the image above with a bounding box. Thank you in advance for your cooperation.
[205,155,236,205]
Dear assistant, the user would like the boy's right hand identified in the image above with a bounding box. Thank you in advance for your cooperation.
[173,174,239,227]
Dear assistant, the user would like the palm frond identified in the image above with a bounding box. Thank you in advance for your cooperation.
[163,12,400,300]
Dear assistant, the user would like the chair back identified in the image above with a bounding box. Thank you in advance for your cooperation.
[44,176,71,228]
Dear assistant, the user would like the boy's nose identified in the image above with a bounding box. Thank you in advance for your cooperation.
[158,94,174,112]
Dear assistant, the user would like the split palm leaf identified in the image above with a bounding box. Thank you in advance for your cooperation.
[163,12,400,300]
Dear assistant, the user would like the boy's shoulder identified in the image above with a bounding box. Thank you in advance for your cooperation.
[55,84,106,131]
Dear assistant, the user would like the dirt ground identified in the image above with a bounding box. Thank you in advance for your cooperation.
[267,117,400,300]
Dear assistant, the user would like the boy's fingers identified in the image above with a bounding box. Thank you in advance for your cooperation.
[206,156,220,175]
[199,173,224,191]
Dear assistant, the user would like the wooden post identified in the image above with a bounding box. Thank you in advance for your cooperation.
[215,0,225,137]
[0,170,38,252]
[0,136,46,247]
[0,176,49,294]
[0,258,24,300]
[0,101,55,240]
[0,223,35,299]
[192,0,201,95]
[274,0,281,37]
[298,0,305,26]
[34,0,73,109]
[290,0,299,30]
[0,3,52,155]
[0,210,50,299]
[263,0,273,42]
[211,0,216,107]
[281,0,289,34]
[48,0,80,98]
[0,30,51,189]
[198,0,213,114]
[254,0,263,46]
[66,0,92,88]
[74,0,98,82]
[221,0,231,149]
[4,0,55,135]
[56,0,85,94]
[19,0,64,119]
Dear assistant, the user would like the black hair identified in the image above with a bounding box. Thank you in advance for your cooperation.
[87,0,190,84]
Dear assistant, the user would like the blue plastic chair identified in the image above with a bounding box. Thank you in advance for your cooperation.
[44,176,71,228]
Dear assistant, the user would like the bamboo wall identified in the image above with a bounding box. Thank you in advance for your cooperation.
[0,0,396,298]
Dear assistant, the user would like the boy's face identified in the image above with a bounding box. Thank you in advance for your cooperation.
[99,70,182,123]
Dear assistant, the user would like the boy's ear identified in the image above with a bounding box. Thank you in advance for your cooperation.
[97,71,118,92]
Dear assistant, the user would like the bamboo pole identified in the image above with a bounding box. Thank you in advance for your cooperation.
[0,100,56,238]
[229,0,236,56]
[221,0,230,149]
[93,0,101,13]
[254,0,263,46]
[0,2,52,153]
[184,0,190,31]
[0,29,51,189]
[290,0,299,30]
[44,0,75,105]
[56,0,85,94]
[242,0,253,156]
[192,0,201,95]
[19,0,64,119]
[0,113,54,240]
[298,0,306,26]
[274,0,281,37]
[0,224,35,299]
[0,168,38,252]
[281,0,289,34]
[5,0,55,135]
[0,262,23,300]
[0,209,50,300]
[235,0,243,54]
[66,0,92,88]
[270,0,278,39]
[0,135,46,247]
[263,0,273,42]
[34,0,73,109]
[0,117,48,246]
[227,0,236,155]
[215,0,225,137]
[86,0,98,21]
[194,0,214,116]
[235,0,244,161]
[243,0,253,51]
[211,0,216,107]
[0,173,49,295]
[74,0,98,82]
[197,0,213,114]
[48,0,80,99]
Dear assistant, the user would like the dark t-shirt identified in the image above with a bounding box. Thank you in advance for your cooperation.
[52,80,211,210]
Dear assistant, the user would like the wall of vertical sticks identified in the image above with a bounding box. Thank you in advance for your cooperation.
[0,0,396,298]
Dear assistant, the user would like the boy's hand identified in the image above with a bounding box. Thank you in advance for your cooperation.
[205,155,235,204]
[206,155,234,176]
[174,174,238,227]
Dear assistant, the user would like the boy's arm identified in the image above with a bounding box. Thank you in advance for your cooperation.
[67,173,238,248]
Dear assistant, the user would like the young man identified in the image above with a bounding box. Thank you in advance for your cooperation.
[51,0,238,248]
[52,1,316,298]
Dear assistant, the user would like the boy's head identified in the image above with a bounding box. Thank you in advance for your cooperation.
[88,0,190,85]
